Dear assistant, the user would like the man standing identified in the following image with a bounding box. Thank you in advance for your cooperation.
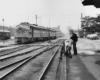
[69,29,78,55]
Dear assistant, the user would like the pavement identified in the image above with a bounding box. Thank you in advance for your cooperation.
[68,38,100,80]
[0,39,15,47]
[68,56,96,80]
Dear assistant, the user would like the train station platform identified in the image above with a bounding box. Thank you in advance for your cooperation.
[67,38,100,80]
[68,55,96,80]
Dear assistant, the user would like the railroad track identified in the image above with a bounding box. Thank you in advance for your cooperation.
[0,41,61,80]
[38,44,62,80]
[0,45,47,61]
[0,39,61,62]
[0,40,61,60]
[0,45,31,57]
[0,39,61,57]
[37,40,67,80]
[0,39,64,80]
[0,42,47,56]
[0,41,47,57]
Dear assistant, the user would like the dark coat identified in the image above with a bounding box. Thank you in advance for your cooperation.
[70,33,78,43]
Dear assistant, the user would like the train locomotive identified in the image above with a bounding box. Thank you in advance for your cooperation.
[15,22,58,43]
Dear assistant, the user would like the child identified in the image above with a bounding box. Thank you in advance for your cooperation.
[64,39,73,58]
[60,39,73,59]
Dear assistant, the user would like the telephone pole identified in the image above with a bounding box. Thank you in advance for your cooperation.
[81,13,83,29]
[49,18,50,27]
[48,18,51,43]
[36,15,37,25]
[2,18,4,43]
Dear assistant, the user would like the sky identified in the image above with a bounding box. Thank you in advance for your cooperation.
[0,0,100,34]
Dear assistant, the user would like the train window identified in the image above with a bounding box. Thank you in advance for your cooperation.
[1,32,2,35]
[8,33,10,35]
[40,30,43,33]
[6,33,9,35]
[2,32,4,35]
[30,26,33,29]
[42,30,45,33]
[21,25,30,29]
[29,31,32,34]
[4,33,5,35]
[17,27,28,33]
[34,30,39,33]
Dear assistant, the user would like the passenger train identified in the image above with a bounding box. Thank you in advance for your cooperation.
[0,29,10,40]
[15,22,61,43]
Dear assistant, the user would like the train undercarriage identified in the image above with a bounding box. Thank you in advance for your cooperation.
[15,37,56,44]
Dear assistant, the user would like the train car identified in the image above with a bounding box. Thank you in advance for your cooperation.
[51,26,63,38]
[0,29,10,40]
[15,22,57,43]
[48,28,56,39]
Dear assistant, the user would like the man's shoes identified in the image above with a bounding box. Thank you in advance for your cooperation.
[69,54,72,58]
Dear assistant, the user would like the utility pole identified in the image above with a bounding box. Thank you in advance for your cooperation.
[81,13,83,29]
[58,25,61,37]
[49,18,50,27]
[78,25,80,32]
[81,13,85,37]
[36,15,37,25]
[2,18,4,43]
[78,25,80,37]
[48,18,51,43]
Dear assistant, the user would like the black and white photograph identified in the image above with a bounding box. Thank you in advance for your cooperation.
[0,0,100,80]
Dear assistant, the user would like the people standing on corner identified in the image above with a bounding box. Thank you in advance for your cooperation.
[69,29,78,55]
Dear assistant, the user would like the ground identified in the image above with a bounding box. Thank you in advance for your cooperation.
[0,39,15,47]
[69,38,100,80]
[1,38,100,79]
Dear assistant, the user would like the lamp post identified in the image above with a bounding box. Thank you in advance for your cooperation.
[2,19,4,43]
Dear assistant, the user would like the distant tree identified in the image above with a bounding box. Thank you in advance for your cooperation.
[81,16,95,28]
[81,16,98,34]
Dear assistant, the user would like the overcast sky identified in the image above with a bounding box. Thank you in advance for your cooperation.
[0,0,100,34]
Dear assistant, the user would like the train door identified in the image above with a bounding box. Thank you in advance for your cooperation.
[40,29,44,41]
[30,26,34,42]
